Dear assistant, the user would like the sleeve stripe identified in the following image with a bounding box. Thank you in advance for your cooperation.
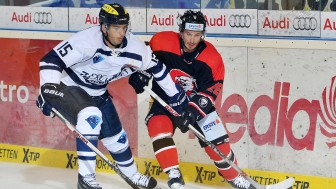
[151,61,170,81]
[153,68,169,81]
[40,65,62,72]
[150,60,164,74]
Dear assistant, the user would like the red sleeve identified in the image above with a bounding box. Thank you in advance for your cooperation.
[198,41,225,83]
[196,41,224,103]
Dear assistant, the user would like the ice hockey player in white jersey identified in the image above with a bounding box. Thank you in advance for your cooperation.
[36,3,187,189]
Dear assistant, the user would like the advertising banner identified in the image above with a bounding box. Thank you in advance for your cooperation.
[321,12,336,38]
[0,6,68,31]
[2,6,336,39]
[258,10,321,37]
[201,9,258,35]
[69,8,146,32]
[218,46,336,177]
[147,8,257,35]
[0,38,138,154]
[146,8,187,32]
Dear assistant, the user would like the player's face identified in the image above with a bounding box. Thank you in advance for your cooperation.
[106,24,128,47]
[180,30,203,53]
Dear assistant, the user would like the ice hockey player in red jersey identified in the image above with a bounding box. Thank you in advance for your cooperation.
[129,10,255,189]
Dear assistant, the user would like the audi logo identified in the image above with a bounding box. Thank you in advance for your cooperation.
[229,15,252,28]
[34,12,52,24]
[293,17,317,31]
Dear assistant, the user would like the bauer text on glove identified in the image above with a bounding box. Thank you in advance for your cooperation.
[36,83,63,117]
[167,84,188,114]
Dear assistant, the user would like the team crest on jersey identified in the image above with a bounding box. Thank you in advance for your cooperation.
[85,115,101,129]
[93,54,104,64]
[170,69,197,94]
[199,97,209,108]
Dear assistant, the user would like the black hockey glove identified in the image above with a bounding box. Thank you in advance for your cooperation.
[167,84,188,114]
[177,94,213,133]
[178,107,196,133]
[128,72,152,94]
[36,83,63,117]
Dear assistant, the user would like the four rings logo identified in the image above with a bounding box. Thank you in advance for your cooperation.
[229,15,252,28]
[293,17,318,30]
[34,12,52,24]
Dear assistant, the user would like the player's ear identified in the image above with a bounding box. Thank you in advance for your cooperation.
[101,24,108,35]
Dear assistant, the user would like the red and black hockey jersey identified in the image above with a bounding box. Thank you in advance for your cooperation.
[149,31,224,103]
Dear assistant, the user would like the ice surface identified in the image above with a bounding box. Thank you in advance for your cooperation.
[0,162,229,189]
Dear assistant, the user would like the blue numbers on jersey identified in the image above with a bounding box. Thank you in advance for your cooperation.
[57,41,73,57]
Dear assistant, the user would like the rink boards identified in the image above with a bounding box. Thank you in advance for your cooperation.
[0,30,336,188]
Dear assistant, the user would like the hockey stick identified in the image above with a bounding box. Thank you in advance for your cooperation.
[143,86,295,189]
[51,108,140,189]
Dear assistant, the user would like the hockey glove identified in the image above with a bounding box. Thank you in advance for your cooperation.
[167,84,188,114]
[128,71,152,94]
[177,94,214,133]
[36,83,63,117]
[178,107,196,133]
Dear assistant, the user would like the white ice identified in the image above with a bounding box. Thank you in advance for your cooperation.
[0,162,228,189]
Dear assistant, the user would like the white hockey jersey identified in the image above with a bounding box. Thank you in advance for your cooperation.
[40,26,175,96]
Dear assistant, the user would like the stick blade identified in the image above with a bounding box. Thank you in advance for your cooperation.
[265,177,295,189]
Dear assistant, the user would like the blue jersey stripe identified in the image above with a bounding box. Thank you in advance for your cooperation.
[40,65,62,72]
[119,51,142,61]
[95,49,142,62]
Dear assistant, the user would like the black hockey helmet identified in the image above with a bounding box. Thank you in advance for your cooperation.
[99,3,129,25]
[178,10,206,32]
